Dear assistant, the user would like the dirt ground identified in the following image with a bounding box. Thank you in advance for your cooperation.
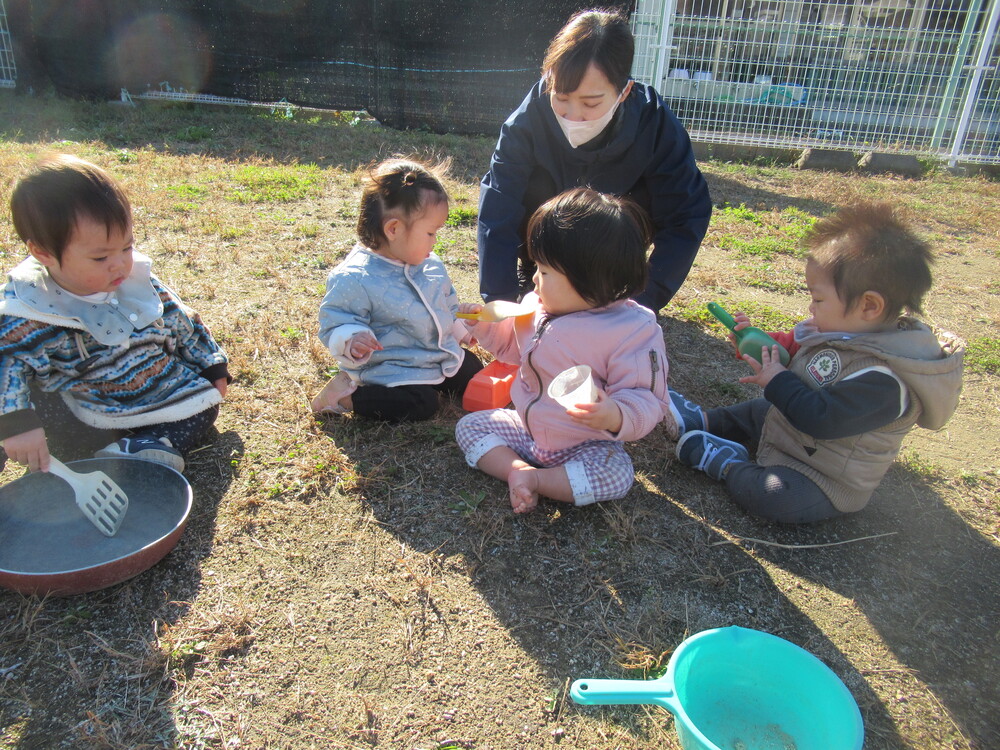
[0,96,997,750]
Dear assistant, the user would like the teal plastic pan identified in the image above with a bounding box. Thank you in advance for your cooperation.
[571,626,863,750]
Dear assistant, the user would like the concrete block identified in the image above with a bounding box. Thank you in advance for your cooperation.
[858,152,925,178]
[794,148,857,172]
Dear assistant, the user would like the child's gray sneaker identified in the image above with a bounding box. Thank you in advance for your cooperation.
[675,430,749,481]
[668,389,706,437]
[96,437,185,472]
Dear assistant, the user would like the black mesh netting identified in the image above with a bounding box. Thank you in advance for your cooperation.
[8,0,632,135]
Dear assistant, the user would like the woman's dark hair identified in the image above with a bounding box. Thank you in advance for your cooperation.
[11,154,131,261]
[526,188,651,308]
[542,9,635,94]
[807,202,933,319]
[357,158,448,250]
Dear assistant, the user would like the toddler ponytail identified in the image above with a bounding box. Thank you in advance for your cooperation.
[357,158,448,250]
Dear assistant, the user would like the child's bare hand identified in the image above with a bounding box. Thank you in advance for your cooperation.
[739,345,787,388]
[727,311,752,357]
[458,302,483,317]
[732,311,751,330]
[566,390,623,433]
[3,428,50,472]
[213,377,228,398]
[348,331,382,359]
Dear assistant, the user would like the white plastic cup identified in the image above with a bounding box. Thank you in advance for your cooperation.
[548,365,598,409]
[668,68,690,79]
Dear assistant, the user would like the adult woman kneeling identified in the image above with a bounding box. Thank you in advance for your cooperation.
[478,8,712,313]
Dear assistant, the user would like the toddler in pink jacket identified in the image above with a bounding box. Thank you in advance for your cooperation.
[456,189,675,513]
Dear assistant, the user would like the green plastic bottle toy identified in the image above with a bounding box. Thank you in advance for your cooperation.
[707,302,791,366]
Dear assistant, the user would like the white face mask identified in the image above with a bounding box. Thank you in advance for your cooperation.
[554,86,627,148]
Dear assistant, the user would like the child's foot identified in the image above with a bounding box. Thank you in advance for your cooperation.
[508,464,540,514]
[96,436,185,472]
[311,371,357,414]
[675,430,749,481]
[668,389,707,438]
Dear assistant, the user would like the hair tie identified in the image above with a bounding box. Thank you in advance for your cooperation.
[402,172,417,187]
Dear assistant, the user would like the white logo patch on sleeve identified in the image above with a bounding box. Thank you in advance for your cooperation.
[806,349,841,386]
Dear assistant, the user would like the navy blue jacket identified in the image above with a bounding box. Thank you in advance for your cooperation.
[478,79,712,311]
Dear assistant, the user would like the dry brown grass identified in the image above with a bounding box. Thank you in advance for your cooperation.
[0,93,998,749]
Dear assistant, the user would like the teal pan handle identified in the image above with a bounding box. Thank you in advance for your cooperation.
[706,302,737,332]
[570,677,680,713]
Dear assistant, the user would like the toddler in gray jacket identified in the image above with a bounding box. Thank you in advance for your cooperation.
[313,159,483,422]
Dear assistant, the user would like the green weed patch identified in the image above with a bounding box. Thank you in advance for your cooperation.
[229,164,322,203]
[966,336,1000,375]
[446,205,478,227]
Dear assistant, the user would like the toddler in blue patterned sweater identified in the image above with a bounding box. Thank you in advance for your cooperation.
[0,154,229,474]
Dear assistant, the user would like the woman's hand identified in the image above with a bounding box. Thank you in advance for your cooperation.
[566,390,623,433]
[3,428,50,472]
[348,331,383,359]
[738,345,786,388]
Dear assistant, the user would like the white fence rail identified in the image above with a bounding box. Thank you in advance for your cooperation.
[0,0,15,89]
[632,0,1000,165]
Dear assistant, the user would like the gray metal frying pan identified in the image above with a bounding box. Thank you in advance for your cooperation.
[0,458,192,596]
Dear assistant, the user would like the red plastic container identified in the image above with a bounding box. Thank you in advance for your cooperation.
[463,360,518,412]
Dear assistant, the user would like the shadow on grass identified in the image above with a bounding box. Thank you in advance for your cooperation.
[663,460,1000,749]
[0,429,242,749]
[321,310,987,748]
[736,465,1000,750]
[325,397,907,748]
[664,314,999,748]
[705,172,836,218]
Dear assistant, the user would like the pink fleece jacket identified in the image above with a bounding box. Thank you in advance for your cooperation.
[468,293,671,451]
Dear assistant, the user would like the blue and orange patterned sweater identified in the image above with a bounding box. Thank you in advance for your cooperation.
[0,253,228,439]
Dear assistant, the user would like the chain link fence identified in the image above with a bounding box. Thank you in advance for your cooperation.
[632,0,1000,164]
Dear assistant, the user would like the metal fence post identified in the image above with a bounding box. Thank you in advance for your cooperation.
[0,0,16,88]
[930,4,981,151]
[949,0,1000,166]
[652,0,678,90]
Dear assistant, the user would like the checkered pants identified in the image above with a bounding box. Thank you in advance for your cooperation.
[455,408,634,506]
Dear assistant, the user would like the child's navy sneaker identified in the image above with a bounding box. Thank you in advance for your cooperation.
[675,430,749,481]
[668,389,706,437]
[96,437,185,472]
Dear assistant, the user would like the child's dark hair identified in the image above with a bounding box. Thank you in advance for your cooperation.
[526,188,651,308]
[807,202,933,319]
[542,9,634,94]
[357,158,448,250]
[10,154,131,262]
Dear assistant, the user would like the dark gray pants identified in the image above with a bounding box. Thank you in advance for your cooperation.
[352,352,483,423]
[705,398,843,524]
[2,388,219,465]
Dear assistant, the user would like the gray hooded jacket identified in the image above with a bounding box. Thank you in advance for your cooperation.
[318,244,467,387]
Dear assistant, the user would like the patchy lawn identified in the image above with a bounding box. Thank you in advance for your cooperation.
[0,93,998,750]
